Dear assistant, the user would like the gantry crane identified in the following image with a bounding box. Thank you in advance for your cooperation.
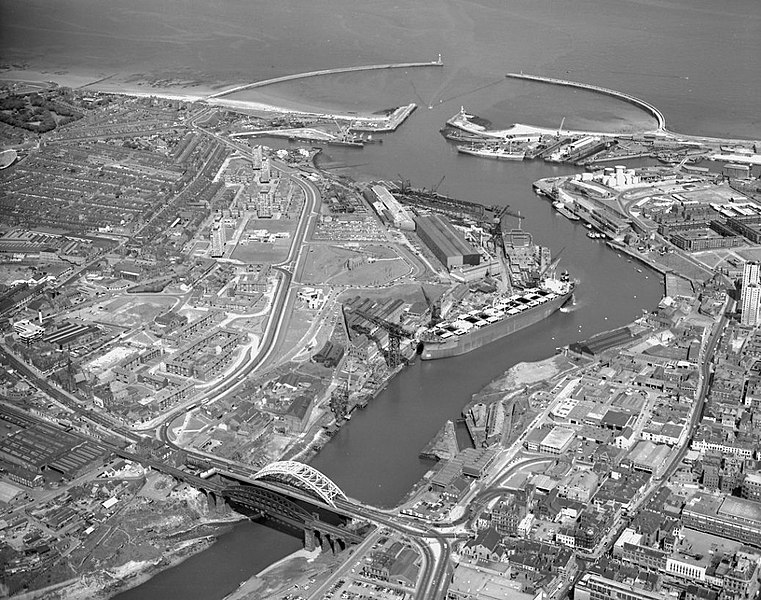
[348,308,414,368]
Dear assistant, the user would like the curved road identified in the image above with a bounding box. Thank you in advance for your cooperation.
[154,120,322,441]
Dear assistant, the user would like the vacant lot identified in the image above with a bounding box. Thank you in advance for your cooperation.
[230,218,296,263]
[84,297,176,327]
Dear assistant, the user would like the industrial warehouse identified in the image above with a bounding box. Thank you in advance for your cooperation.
[414,213,481,270]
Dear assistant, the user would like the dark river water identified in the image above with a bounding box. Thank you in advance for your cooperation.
[4,1,757,598]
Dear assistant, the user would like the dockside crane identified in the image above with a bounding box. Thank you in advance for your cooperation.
[491,205,524,246]
[347,308,415,369]
[420,285,442,327]
[539,246,565,279]
[430,175,446,195]
[489,206,518,294]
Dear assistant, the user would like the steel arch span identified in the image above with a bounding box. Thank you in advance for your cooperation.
[252,461,347,507]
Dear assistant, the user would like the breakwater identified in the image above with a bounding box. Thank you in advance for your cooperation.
[209,59,444,99]
[506,72,666,131]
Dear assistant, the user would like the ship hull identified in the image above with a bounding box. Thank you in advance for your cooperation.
[420,289,572,360]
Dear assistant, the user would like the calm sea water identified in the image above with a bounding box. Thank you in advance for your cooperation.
[3,1,758,599]
[2,0,759,137]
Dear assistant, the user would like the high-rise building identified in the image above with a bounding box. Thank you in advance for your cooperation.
[741,261,761,326]
[210,222,226,258]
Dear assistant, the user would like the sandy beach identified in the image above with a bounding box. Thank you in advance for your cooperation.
[0,67,408,122]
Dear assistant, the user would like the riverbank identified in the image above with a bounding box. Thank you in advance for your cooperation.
[53,537,215,600]
[221,546,343,600]
[52,510,246,600]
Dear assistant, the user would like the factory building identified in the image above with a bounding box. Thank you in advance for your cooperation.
[413,214,480,270]
[364,185,415,230]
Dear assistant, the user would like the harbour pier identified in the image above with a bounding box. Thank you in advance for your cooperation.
[208,58,444,99]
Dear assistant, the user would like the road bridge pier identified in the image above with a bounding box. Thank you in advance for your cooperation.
[204,489,229,515]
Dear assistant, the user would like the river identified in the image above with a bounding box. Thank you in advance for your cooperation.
[4,1,757,599]
[113,70,665,600]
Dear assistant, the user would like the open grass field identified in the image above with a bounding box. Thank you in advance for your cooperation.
[692,248,736,270]
[301,244,411,286]
[736,247,761,262]
[682,184,746,204]
[337,282,447,305]
[656,251,713,282]
[84,297,176,327]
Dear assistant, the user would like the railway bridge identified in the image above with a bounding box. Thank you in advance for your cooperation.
[118,452,365,551]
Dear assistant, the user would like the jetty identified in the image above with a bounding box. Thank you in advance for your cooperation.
[208,57,444,99]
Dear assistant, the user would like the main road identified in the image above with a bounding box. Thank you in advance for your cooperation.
[576,302,727,562]
[155,115,321,441]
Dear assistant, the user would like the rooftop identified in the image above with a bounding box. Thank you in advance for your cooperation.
[719,495,761,523]
[627,440,671,467]
[541,427,576,450]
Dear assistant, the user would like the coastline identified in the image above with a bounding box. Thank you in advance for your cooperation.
[0,68,398,123]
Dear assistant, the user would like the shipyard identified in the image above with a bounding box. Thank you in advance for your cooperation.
[1,2,761,599]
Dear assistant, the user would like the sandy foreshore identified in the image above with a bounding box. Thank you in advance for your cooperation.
[0,67,386,121]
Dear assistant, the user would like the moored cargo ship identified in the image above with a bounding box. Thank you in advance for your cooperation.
[420,278,573,360]
[457,142,526,161]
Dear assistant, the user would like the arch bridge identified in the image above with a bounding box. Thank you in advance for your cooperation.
[117,452,363,549]
[247,460,348,508]
[219,461,361,551]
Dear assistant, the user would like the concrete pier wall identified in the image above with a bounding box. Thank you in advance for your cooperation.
[506,72,666,131]
[209,60,444,99]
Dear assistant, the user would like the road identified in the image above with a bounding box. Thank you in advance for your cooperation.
[0,345,139,443]
[151,119,321,442]
[576,303,727,562]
